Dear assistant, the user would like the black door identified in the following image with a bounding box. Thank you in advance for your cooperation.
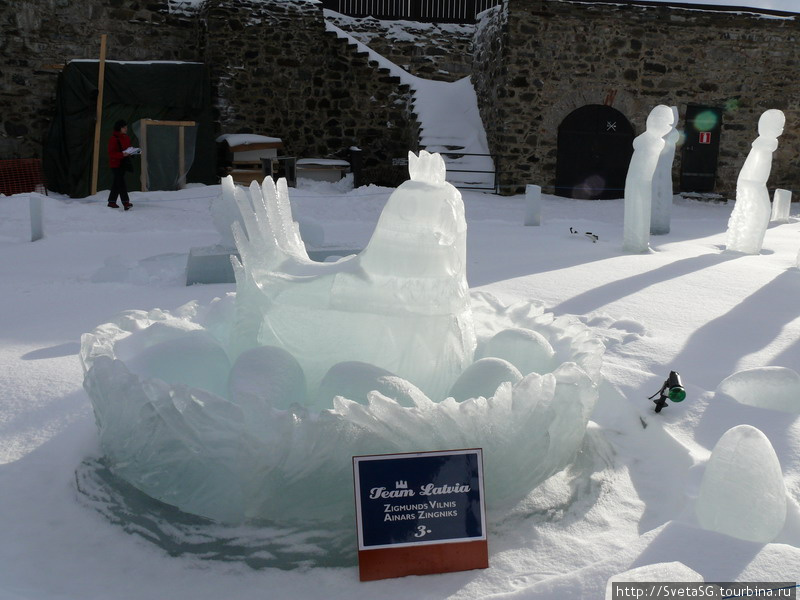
[680,105,723,193]
[555,105,635,199]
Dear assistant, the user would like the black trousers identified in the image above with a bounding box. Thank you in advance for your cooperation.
[108,167,130,205]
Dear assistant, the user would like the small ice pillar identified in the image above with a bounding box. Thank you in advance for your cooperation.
[695,424,786,543]
[726,109,785,254]
[650,106,679,235]
[524,184,542,226]
[29,194,43,242]
[770,188,792,223]
[623,105,673,253]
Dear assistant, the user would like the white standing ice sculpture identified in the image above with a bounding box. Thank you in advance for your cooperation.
[80,151,604,527]
[624,105,674,252]
[726,109,785,254]
[650,106,679,235]
[695,424,786,543]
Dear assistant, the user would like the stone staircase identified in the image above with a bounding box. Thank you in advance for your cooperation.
[324,21,495,191]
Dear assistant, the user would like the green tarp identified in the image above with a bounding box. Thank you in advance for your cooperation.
[44,60,217,197]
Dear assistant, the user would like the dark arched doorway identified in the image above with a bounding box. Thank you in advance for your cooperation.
[555,105,635,199]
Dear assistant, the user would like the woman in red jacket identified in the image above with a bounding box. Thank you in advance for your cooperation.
[107,119,133,210]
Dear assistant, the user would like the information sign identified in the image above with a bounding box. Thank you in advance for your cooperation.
[353,449,488,581]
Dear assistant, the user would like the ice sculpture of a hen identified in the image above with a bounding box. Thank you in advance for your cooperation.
[228,150,475,404]
[80,151,603,526]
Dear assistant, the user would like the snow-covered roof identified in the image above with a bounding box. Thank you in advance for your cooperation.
[296,158,350,166]
[69,59,205,65]
[563,0,797,19]
[216,134,283,146]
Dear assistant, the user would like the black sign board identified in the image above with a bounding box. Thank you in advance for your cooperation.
[354,449,486,550]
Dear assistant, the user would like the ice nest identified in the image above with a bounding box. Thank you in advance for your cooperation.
[80,151,605,525]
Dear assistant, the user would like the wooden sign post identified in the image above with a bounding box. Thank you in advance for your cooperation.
[353,449,488,582]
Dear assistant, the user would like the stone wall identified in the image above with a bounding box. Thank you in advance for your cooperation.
[472,4,509,178]
[1,0,420,189]
[474,0,800,196]
[200,0,420,186]
[0,0,198,160]
[7,0,800,197]
[325,11,475,82]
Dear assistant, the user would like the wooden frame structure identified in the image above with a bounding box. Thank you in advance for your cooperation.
[138,119,196,191]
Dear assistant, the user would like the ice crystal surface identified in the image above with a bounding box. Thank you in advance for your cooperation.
[695,424,786,543]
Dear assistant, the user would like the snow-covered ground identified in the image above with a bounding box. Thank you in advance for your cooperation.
[1,176,799,599]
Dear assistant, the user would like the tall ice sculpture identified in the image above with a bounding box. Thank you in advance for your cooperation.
[726,109,785,255]
[623,105,674,253]
[650,106,679,235]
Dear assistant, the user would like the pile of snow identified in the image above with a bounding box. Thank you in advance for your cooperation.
[1,174,799,598]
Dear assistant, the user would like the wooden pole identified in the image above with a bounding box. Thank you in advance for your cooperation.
[178,125,186,188]
[140,120,148,192]
[90,34,107,196]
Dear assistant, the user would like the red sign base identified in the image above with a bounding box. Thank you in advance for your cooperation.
[358,540,489,582]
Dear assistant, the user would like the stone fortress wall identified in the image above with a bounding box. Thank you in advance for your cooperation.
[1,0,421,188]
[472,0,800,196]
[198,0,420,185]
[2,0,798,196]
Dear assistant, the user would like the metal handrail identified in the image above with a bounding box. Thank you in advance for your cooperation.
[321,0,503,24]
[437,151,499,193]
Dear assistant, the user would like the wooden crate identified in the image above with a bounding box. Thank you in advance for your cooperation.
[227,139,284,186]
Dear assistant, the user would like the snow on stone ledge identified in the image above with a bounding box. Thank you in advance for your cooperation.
[216,133,283,146]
